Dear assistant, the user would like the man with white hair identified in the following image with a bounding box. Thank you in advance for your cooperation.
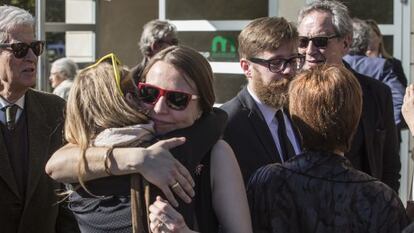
[49,57,78,100]
[131,19,178,83]
[0,5,79,232]
[297,0,400,192]
[343,18,404,126]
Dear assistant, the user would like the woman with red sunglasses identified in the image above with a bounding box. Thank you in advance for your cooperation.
[139,46,251,233]
[46,47,250,233]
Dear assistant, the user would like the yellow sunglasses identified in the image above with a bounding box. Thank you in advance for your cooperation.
[86,53,124,96]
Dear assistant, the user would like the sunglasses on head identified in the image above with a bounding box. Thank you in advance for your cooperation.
[0,41,45,59]
[137,83,199,111]
[298,34,339,49]
[86,53,124,96]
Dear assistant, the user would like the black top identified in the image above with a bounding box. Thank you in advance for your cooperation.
[247,151,408,233]
[68,108,227,233]
[1,108,29,197]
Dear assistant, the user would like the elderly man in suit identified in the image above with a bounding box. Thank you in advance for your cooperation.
[221,17,304,183]
[0,5,78,233]
[343,18,405,126]
[131,20,178,83]
[297,0,400,191]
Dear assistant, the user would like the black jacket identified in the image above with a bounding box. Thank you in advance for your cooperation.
[247,151,408,233]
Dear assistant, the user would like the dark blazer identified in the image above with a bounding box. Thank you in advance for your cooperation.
[343,54,405,125]
[344,62,401,192]
[221,87,283,184]
[0,89,78,233]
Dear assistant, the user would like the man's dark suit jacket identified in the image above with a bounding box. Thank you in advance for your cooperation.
[222,67,400,191]
[343,54,405,125]
[345,63,401,192]
[0,89,78,233]
[221,87,284,184]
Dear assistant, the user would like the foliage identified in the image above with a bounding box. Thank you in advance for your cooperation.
[2,0,35,15]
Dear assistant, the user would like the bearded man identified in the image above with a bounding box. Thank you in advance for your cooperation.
[221,17,304,184]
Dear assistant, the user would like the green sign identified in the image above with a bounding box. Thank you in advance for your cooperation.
[211,36,237,60]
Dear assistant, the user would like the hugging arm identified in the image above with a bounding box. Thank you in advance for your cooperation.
[46,108,228,206]
[45,137,194,206]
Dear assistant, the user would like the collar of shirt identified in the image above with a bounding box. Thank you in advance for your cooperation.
[0,95,25,110]
[0,95,25,124]
[247,86,302,159]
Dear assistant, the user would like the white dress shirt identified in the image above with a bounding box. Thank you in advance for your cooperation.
[0,95,25,124]
[247,86,301,162]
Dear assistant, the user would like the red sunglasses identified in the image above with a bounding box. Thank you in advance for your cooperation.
[137,83,199,111]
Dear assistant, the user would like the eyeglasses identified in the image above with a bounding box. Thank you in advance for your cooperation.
[137,83,199,111]
[298,35,340,49]
[0,41,45,59]
[248,54,305,73]
[86,53,123,96]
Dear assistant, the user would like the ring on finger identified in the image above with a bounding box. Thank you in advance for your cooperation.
[157,222,164,228]
[170,181,180,189]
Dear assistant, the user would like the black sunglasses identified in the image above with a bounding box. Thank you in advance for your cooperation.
[0,41,45,59]
[137,83,199,111]
[298,35,339,49]
[248,54,305,73]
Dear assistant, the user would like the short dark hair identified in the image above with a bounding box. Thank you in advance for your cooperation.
[289,64,362,153]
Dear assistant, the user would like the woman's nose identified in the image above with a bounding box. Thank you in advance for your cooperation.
[152,95,169,114]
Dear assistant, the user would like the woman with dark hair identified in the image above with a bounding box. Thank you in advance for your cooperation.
[247,64,408,233]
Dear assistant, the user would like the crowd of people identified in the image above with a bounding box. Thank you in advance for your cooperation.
[0,0,413,233]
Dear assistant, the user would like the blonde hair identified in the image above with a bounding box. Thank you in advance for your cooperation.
[65,62,148,191]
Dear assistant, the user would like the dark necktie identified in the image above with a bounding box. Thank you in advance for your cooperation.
[275,110,296,161]
[3,105,18,130]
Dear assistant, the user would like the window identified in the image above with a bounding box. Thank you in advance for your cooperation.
[160,0,276,103]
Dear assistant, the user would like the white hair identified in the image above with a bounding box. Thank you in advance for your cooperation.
[298,0,353,38]
[0,5,35,43]
[139,20,177,57]
[51,58,79,80]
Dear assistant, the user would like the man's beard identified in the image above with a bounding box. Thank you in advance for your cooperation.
[252,76,290,109]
